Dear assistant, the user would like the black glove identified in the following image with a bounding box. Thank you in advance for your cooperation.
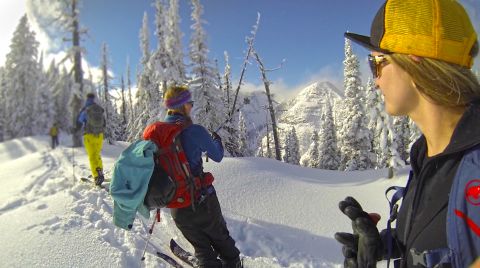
[334,196,383,268]
[211,131,221,142]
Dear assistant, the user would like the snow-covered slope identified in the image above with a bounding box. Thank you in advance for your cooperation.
[0,135,408,267]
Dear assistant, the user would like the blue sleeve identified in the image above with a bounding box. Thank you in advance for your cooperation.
[77,109,87,124]
[192,125,224,162]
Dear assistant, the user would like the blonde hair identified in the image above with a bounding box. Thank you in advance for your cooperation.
[387,53,480,107]
[164,85,189,115]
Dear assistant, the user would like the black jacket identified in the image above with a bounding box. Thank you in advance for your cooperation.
[389,103,480,268]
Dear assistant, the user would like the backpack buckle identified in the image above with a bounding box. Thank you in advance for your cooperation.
[410,248,427,267]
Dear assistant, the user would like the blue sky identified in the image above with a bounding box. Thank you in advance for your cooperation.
[77,0,385,91]
[1,0,479,98]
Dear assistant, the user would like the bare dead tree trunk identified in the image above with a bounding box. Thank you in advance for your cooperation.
[254,51,281,161]
[230,13,260,118]
[265,109,271,158]
[121,76,127,126]
[126,58,134,124]
[71,0,84,147]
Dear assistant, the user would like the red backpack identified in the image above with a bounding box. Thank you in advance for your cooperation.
[142,121,213,209]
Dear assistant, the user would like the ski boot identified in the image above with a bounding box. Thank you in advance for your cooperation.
[95,167,105,186]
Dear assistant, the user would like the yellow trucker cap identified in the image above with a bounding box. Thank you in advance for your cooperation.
[345,0,478,68]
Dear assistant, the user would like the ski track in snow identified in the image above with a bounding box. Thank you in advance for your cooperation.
[0,136,402,267]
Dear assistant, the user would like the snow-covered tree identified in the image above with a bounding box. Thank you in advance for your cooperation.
[34,52,55,134]
[150,0,169,96]
[99,42,120,144]
[392,116,410,163]
[237,111,248,156]
[53,66,73,132]
[221,51,241,156]
[129,12,159,141]
[318,98,340,170]
[166,0,186,84]
[365,77,383,167]
[0,68,6,141]
[386,116,405,173]
[337,38,373,170]
[126,58,134,125]
[283,126,300,165]
[189,0,225,132]
[3,15,41,139]
[408,118,421,155]
[300,130,320,168]
[118,76,128,141]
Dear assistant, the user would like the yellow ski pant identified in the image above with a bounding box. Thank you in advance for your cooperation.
[83,133,104,178]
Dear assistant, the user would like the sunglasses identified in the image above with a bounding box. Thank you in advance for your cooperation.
[368,54,390,78]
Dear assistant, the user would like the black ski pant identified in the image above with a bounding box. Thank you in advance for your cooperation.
[171,193,240,268]
[51,135,59,149]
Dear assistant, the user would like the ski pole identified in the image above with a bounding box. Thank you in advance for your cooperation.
[72,144,75,180]
[141,209,161,261]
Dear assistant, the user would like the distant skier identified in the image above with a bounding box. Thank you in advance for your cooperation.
[144,85,242,268]
[76,93,106,186]
[335,0,480,268]
[49,123,59,149]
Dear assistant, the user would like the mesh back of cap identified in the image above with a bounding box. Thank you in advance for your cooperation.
[380,0,477,67]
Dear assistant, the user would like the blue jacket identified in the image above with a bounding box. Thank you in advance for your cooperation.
[77,98,95,124]
[164,114,224,176]
[110,140,157,230]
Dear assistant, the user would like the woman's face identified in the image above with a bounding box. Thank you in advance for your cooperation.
[184,100,193,115]
[372,52,420,116]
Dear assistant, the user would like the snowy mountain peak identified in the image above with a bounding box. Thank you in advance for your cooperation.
[276,81,343,154]
[299,81,343,100]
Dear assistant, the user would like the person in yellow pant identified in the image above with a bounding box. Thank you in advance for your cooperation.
[77,93,106,185]
[83,133,104,181]
[49,123,59,149]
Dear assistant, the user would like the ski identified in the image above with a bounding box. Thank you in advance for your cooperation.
[156,251,185,268]
[170,239,198,267]
[79,177,109,192]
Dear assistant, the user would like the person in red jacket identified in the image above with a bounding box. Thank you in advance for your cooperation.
[335,0,480,267]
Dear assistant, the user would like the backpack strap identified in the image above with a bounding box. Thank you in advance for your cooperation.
[385,184,407,268]
[446,144,480,268]
[409,248,453,267]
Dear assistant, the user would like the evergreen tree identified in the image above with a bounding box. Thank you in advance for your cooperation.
[126,58,134,125]
[300,130,320,168]
[3,15,40,139]
[283,127,300,165]
[189,0,224,131]
[0,68,6,141]
[237,111,248,156]
[365,78,379,165]
[392,116,410,163]
[166,0,186,84]
[99,42,120,143]
[386,116,405,173]
[34,52,55,135]
[337,38,373,170]
[118,76,128,141]
[318,98,340,170]
[150,0,169,96]
[408,118,422,153]
[53,66,73,132]
[129,12,157,141]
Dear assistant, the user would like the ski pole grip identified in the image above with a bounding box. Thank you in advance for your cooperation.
[369,213,381,226]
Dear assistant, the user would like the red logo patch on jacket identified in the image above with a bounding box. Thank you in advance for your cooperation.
[466,179,480,206]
